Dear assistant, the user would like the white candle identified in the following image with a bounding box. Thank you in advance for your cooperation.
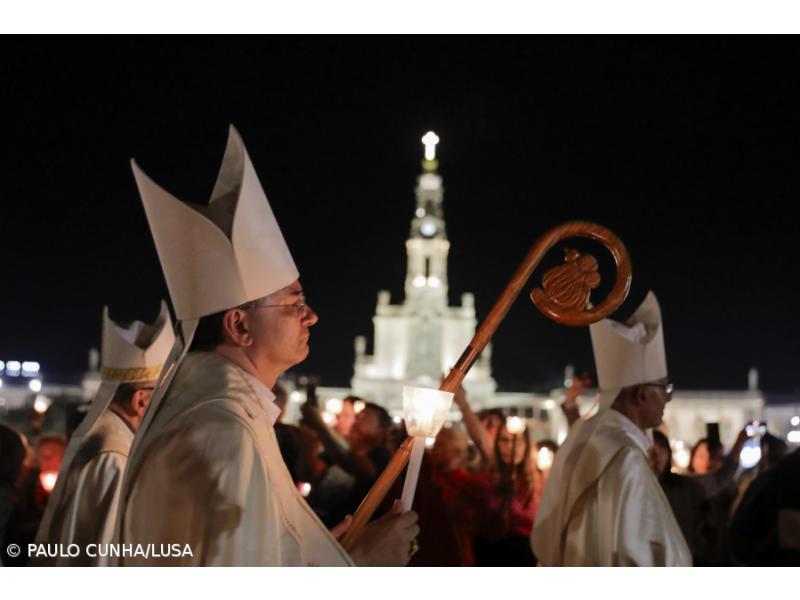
[399,386,454,511]
[400,437,426,512]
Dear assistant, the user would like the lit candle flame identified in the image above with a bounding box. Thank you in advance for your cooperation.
[402,386,454,438]
[506,416,526,435]
[325,398,343,415]
[33,395,51,414]
[537,447,554,471]
[40,471,58,493]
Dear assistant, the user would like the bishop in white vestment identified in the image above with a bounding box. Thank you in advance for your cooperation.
[116,126,417,566]
[532,292,691,566]
[33,304,173,566]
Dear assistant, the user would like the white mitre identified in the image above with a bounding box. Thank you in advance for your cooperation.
[119,126,299,511]
[100,301,175,382]
[131,125,299,320]
[36,303,174,543]
[589,290,667,392]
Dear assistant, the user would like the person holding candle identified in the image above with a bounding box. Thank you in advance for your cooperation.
[532,292,691,566]
[450,378,502,471]
[118,126,417,566]
[473,417,539,566]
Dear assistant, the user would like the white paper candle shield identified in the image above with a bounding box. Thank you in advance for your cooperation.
[400,386,454,511]
[402,386,454,438]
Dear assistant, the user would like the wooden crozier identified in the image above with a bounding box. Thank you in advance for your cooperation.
[339,220,632,550]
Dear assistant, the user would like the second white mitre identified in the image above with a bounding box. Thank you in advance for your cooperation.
[589,290,667,391]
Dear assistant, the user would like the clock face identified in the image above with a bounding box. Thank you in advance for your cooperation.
[420,219,437,237]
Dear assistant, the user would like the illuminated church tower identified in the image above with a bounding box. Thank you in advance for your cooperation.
[351,132,496,413]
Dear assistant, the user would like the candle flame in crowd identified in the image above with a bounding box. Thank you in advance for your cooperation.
[325,398,343,415]
[33,395,51,414]
[537,447,554,471]
[40,470,58,493]
[505,416,526,435]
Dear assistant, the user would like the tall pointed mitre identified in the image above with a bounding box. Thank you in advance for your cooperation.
[36,302,175,545]
[131,125,299,320]
[589,291,667,391]
[112,128,300,551]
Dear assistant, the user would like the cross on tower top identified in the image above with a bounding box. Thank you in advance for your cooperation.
[421,131,440,161]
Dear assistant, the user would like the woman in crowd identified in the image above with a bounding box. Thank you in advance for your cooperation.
[473,419,539,566]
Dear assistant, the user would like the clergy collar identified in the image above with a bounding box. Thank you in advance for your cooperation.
[241,369,281,425]
[607,407,652,454]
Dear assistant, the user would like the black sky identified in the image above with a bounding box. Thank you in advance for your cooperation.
[0,37,797,394]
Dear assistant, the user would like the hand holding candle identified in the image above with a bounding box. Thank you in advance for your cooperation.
[399,386,454,512]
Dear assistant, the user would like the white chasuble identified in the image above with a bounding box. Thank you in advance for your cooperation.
[36,408,133,566]
[119,352,353,566]
[533,408,691,566]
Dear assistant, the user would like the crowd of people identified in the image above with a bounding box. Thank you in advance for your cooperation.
[4,373,797,566]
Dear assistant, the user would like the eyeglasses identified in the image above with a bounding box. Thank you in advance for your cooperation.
[249,300,309,315]
[643,382,674,396]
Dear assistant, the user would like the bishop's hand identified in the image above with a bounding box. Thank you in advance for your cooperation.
[345,501,420,566]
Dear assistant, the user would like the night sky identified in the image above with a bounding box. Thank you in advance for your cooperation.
[1,37,797,395]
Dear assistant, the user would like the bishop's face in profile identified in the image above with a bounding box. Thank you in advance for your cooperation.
[244,280,318,374]
[635,377,673,430]
[215,279,318,388]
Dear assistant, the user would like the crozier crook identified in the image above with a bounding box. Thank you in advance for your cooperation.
[339,220,632,550]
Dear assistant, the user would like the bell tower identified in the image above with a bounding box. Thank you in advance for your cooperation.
[405,131,449,312]
[351,131,496,412]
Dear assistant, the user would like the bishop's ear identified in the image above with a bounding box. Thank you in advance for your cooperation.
[633,385,649,406]
[221,307,254,347]
[131,388,152,418]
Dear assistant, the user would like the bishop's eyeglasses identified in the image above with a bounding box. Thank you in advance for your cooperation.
[643,382,674,397]
[244,298,310,316]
